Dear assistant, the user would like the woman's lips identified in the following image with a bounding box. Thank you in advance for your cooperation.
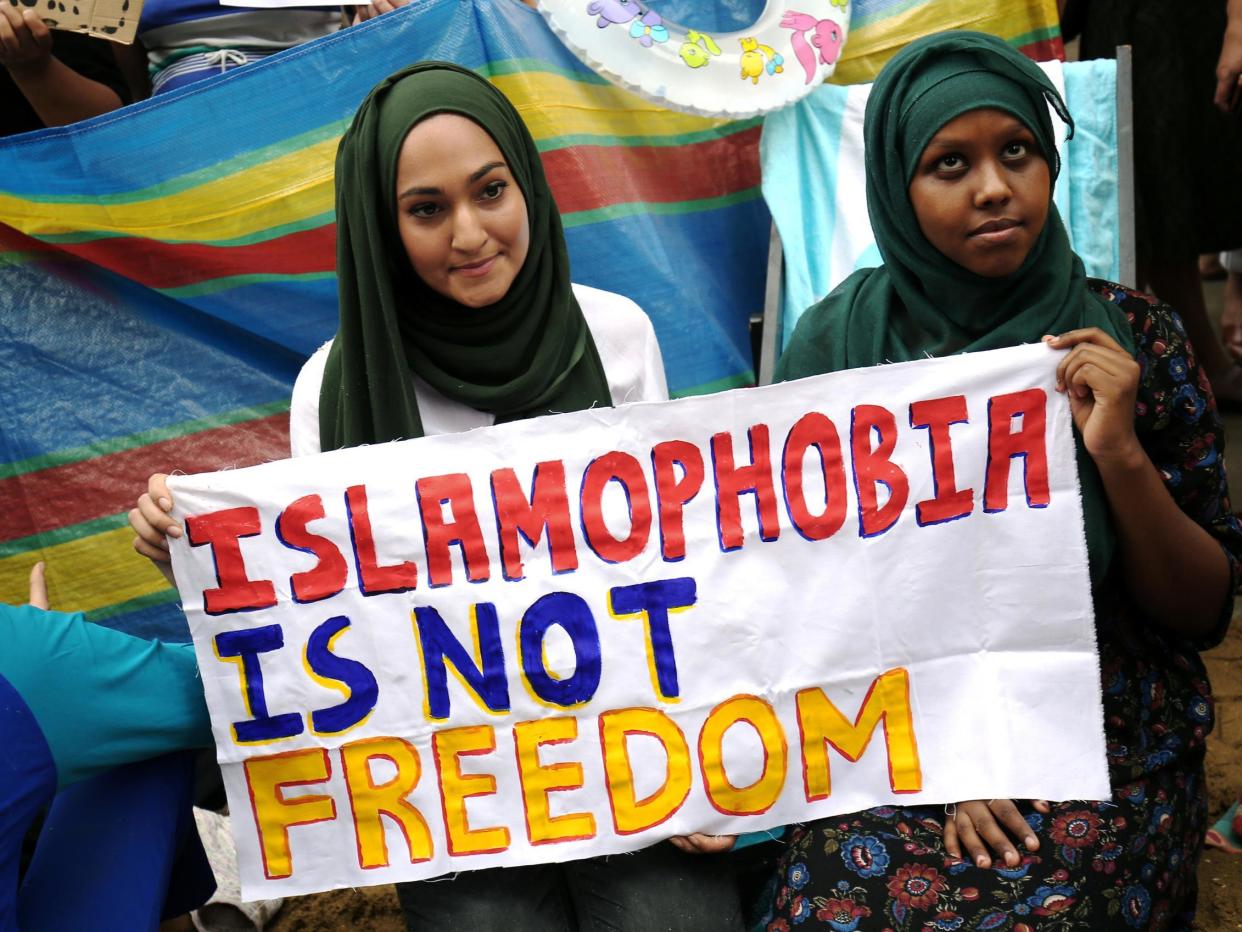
[968,218,1022,243]
[452,255,498,277]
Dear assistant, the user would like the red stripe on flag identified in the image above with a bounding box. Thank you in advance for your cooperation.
[0,223,60,255]
[54,225,337,291]
[1,413,290,544]
[542,125,763,216]
[1020,36,1066,63]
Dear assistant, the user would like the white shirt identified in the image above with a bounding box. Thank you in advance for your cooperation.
[289,284,668,457]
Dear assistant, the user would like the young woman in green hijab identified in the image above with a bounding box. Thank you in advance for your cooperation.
[767,31,1242,930]
[130,61,748,931]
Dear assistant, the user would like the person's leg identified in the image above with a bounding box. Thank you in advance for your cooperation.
[1200,253,1227,280]
[1223,252,1242,361]
[565,843,747,932]
[1143,254,1234,381]
[396,864,573,932]
[733,840,784,930]
[0,674,57,932]
[17,751,210,932]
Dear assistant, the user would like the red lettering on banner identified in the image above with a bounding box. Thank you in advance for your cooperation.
[416,474,491,587]
[490,462,579,581]
[909,396,974,526]
[850,405,909,538]
[651,440,705,561]
[580,452,652,564]
[781,413,848,541]
[984,389,1050,513]
[186,506,277,615]
[711,425,780,551]
[276,494,348,603]
[345,485,418,596]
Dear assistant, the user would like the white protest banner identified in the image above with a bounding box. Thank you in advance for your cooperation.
[168,342,1108,899]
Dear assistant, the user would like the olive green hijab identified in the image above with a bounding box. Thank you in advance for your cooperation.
[776,31,1133,581]
[319,61,609,450]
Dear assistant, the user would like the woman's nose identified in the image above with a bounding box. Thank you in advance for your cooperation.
[973,160,1012,207]
[450,204,488,253]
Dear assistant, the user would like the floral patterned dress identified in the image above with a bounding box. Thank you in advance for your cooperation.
[767,283,1242,932]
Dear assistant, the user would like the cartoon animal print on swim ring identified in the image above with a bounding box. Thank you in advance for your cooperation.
[539,0,850,116]
[780,11,843,84]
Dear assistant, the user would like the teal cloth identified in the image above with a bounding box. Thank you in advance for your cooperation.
[0,604,211,788]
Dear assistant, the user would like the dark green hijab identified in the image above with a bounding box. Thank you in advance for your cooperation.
[319,61,610,450]
[776,31,1133,581]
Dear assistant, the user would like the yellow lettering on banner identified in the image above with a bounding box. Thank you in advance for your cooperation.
[698,694,788,815]
[599,707,691,834]
[244,748,337,880]
[796,667,922,800]
[340,737,434,870]
[432,725,511,856]
[514,717,597,845]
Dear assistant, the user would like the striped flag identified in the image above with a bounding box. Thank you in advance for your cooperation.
[0,0,1060,636]
[0,0,768,636]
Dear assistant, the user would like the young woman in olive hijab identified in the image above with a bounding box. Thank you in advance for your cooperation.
[131,61,746,931]
[767,32,1242,929]
[315,60,613,451]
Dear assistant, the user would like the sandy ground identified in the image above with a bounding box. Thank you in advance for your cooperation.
[262,280,1242,931]
[1189,278,1242,931]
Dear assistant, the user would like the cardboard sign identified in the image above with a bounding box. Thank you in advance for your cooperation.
[168,343,1109,899]
[5,0,143,44]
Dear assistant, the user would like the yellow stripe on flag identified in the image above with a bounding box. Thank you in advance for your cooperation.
[832,0,1059,84]
[1,71,738,244]
[492,71,734,140]
[0,137,339,242]
[0,526,172,617]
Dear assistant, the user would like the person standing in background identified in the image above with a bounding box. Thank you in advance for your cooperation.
[1071,0,1242,403]
[0,4,129,136]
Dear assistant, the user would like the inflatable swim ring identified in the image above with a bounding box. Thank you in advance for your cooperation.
[538,0,850,117]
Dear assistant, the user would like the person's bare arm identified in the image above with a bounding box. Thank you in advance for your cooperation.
[348,0,408,25]
[1,7,124,126]
[1217,0,1242,112]
[1046,329,1231,640]
[111,37,150,103]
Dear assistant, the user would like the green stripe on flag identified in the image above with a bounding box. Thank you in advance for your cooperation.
[480,58,613,85]
[87,587,182,623]
[561,188,764,229]
[39,211,336,248]
[672,372,755,398]
[0,513,131,560]
[13,120,350,206]
[1011,25,1062,48]
[1,399,291,480]
[536,118,762,154]
[159,271,336,300]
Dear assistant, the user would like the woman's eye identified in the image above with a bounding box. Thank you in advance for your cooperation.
[936,154,964,172]
[480,180,508,201]
[408,202,440,219]
[1003,141,1029,158]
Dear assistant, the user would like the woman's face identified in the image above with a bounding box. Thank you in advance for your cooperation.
[907,108,1050,278]
[394,113,531,308]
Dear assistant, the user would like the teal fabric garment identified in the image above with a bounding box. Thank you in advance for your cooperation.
[0,604,211,788]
